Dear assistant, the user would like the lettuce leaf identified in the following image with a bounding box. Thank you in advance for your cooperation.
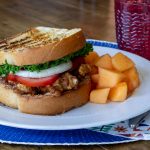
[0,43,93,76]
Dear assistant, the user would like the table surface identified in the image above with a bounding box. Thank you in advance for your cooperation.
[0,0,149,149]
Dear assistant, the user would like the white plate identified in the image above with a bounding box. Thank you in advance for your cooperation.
[0,40,150,130]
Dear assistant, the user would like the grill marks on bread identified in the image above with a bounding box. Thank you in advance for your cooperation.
[0,27,81,52]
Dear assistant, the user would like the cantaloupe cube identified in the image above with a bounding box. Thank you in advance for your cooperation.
[91,74,99,83]
[109,82,128,101]
[95,54,113,70]
[90,88,110,104]
[124,67,140,92]
[84,51,100,65]
[112,53,135,72]
[97,68,125,88]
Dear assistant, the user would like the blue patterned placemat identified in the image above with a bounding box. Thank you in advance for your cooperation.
[0,40,138,145]
[0,125,135,145]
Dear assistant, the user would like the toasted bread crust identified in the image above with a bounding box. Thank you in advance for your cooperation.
[0,78,91,115]
[0,28,85,66]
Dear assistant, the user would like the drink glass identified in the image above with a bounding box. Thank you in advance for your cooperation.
[115,0,150,60]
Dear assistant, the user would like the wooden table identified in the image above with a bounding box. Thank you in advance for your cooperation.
[0,0,149,149]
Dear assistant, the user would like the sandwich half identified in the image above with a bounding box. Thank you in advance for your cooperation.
[0,27,93,115]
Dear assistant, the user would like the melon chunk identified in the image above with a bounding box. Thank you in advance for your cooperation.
[112,53,135,72]
[97,68,125,88]
[84,51,100,65]
[124,67,140,92]
[95,54,113,70]
[109,82,128,101]
[90,88,110,104]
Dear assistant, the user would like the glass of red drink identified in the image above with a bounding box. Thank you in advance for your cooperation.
[115,0,150,60]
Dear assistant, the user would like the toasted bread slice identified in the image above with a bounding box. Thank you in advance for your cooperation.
[0,27,85,66]
[0,78,91,115]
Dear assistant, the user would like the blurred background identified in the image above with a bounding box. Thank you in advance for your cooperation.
[0,0,115,41]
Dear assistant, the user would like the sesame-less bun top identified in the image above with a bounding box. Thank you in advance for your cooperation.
[0,27,86,66]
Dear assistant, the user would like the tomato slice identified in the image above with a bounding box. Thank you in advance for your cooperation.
[7,74,59,87]
[6,74,16,81]
[72,57,85,70]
